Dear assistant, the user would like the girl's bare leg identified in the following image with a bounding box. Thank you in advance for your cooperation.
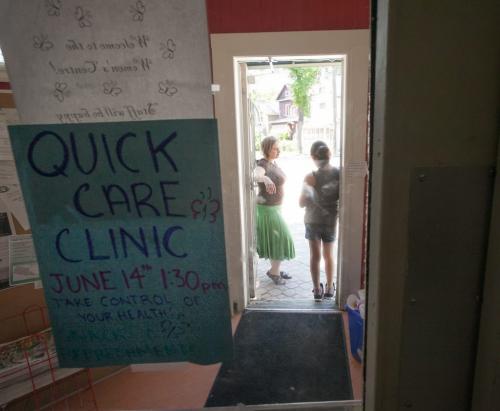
[309,239,322,289]
[322,241,334,291]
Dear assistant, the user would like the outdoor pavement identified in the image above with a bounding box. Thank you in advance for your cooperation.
[251,153,339,305]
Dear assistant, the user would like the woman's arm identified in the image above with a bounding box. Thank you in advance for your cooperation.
[299,173,316,208]
[254,166,276,194]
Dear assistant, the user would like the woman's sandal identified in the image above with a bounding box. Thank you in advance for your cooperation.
[280,271,292,279]
[313,283,324,301]
[324,284,335,299]
[266,271,286,285]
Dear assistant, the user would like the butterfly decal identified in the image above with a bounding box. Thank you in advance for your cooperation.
[33,34,54,51]
[160,38,176,59]
[53,82,69,102]
[103,81,122,96]
[75,6,92,28]
[158,80,178,96]
[45,0,62,17]
[129,0,146,22]
[190,187,221,223]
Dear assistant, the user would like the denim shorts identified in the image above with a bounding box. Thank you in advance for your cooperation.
[305,223,336,243]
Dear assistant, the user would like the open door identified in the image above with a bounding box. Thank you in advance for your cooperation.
[236,61,259,299]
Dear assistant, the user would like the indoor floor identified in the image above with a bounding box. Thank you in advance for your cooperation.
[90,312,362,410]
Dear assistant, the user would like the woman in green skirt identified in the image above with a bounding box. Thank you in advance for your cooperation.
[254,136,295,285]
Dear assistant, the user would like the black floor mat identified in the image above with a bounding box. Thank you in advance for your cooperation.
[205,310,353,407]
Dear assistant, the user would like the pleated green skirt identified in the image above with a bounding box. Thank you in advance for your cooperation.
[256,205,295,260]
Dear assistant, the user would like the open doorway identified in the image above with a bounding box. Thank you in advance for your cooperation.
[211,31,369,404]
[211,30,369,315]
[236,56,345,308]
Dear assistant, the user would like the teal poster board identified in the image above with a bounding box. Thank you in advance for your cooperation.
[8,120,233,367]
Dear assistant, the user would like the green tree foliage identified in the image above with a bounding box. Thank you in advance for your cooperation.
[289,67,319,153]
[289,67,320,117]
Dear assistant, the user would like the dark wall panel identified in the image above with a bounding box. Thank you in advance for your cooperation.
[398,166,493,410]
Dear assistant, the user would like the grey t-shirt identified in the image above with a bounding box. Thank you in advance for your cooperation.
[304,166,340,225]
[256,158,286,206]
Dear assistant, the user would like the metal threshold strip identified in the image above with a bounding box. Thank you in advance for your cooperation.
[242,399,362,410]
[247,298,341,313]
[193,399,363,410]
[246,306,341,313]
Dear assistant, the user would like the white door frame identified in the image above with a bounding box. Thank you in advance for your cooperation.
[235,56,346,304]
[211,30,370,312]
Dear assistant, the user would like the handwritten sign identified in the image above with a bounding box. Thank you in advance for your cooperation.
[8,120,232,367]
[0,0,213,123]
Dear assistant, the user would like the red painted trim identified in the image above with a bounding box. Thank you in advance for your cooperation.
[206,0,370,34]
[0,82,11,91]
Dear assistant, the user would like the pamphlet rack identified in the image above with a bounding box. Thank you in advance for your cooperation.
[0,305,98,410]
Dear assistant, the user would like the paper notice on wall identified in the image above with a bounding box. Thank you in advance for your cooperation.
[9,234,40,285]
[0,236,9,288]
[0,205,12,237]
[0,184,30,232]
[345,161,369,178]
[0,126,14,161]
[0,110,15,161]
[0,0,213,123]
[1,108,20,125]
[0,161,18,185]
[0,108,20,161]
[0,160,30,231]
